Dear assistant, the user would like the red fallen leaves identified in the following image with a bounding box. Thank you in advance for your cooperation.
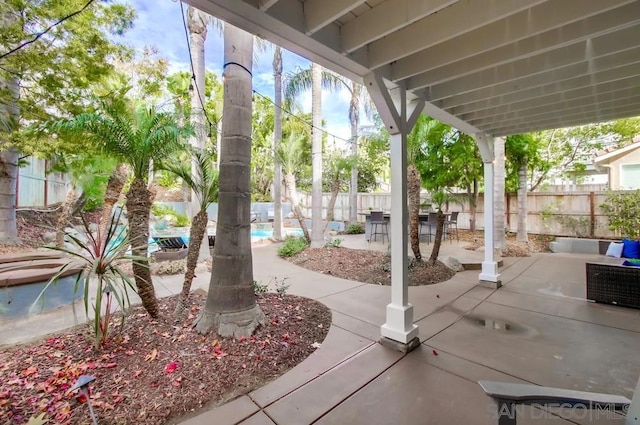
[432,349,439,356]
[21,366,38,377]
[164,362,178,374]
[133,370,143,378]
[212,347,228,360]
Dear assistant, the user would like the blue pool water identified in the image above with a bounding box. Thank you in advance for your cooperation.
[250,228,303,240]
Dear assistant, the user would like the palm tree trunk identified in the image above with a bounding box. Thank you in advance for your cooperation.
[195,24,265,337]
[349,82,361,224]
[284,173,310,243]
[326,178,340,222]
[516,161,528,242]
[428,211,445,265]
[407,165,422,260]
[175,209,208,315]
[99,163,128,237]
[125,178,159,318]
[272,46,283,240]
[187,6,210,263]
[56,186,76,248]
[310,62,324,248]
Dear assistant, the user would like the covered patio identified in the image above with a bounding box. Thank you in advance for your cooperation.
[185,0,640,350]
[180,242,640,424]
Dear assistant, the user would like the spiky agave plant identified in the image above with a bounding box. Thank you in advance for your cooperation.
[32,209,142,350]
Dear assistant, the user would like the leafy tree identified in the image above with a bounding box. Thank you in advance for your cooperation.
[53,90,192,318]
[195,24,265,337]
[505,133,545,241]
[160,147,218,315]
[601,190,640,239]
[251,95,275,201]
[532,118,640,189]
[323,149,354,222]
[357,122,390,191]
[0,0,134,243]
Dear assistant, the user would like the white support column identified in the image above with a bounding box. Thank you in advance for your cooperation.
[380,131,418,344]
[476,134,502,288]
[365,73,422,350]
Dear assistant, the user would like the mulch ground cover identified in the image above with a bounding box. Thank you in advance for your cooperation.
[0,292,331,424]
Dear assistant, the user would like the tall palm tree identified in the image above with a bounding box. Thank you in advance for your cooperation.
[285,64,342,247]
[187,6,216,262]
[348,82,362,225]
[54,92,192,318]
[272,45,284,240]
[195,24,265,337]
[276,132,311,243]
[160,148,218,315]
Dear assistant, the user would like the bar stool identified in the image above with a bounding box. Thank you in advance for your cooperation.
[370,211,388,243]
[444,211,459,242]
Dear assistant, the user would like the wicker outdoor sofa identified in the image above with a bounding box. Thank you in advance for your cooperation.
[585,240,640,310]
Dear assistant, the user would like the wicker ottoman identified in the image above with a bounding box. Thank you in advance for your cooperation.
[586,261,640,309]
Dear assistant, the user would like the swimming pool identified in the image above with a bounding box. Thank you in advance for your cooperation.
[250,228,303,240]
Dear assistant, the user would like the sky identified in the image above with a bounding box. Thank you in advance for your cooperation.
[114,0,359,144]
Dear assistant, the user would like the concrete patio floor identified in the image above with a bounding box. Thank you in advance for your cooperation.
[2,235,639,424]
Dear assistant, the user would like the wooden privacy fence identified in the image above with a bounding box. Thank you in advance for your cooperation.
[17,157,70,208]
[297,190,622,238]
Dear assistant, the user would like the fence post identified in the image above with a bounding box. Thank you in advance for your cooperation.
[589,191,595,237]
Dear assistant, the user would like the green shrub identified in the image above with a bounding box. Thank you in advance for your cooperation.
[253,280,268,295]
[277,236,308,257]
[601,190,640,238]
[343,223,364,234]
[325,237,342,248]
[151,203,191,227]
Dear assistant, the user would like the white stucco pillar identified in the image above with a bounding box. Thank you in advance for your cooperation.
[477,135,501,288]
[380,132,419,344]
[364,73,423,350]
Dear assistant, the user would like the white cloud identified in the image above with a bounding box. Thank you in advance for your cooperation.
[121,0,352,135]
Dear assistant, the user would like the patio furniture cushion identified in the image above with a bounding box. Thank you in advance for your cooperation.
[622,238,640,259]
[606,242,624,258]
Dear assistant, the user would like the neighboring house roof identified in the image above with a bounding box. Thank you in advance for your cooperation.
[594,136,640,166]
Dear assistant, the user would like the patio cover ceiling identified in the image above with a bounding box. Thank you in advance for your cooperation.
[185,0,640,138]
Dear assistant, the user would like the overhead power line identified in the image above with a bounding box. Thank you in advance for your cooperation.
[0,0,96,61]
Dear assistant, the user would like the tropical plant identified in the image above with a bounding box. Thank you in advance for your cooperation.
[276,132,312,243]
[33,210,138,350]
[52,90,192,318]
[195,24,265,337]
[285,64,343,247]
[160,147,219,315]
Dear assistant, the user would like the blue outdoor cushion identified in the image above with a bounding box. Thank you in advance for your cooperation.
[621,238,640,259]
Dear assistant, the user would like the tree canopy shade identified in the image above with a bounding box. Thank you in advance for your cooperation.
[0,0,134,243]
